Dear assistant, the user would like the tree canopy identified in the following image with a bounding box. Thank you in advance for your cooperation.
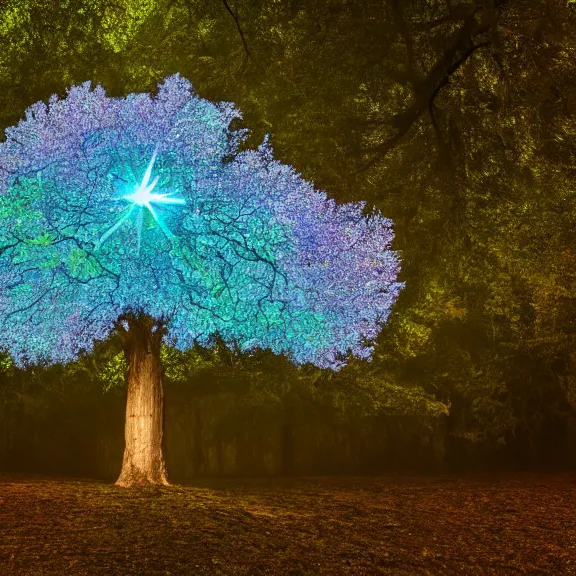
[0,74,401,368]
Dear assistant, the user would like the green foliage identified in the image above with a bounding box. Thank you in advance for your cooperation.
[98,352,127,393]
[0,351,14,377]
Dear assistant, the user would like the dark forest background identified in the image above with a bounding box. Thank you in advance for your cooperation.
[1,0,576,480]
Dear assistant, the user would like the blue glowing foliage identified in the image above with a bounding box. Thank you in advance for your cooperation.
[0,75,402,368]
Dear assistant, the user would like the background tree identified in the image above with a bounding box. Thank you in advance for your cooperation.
[0,75,402,485]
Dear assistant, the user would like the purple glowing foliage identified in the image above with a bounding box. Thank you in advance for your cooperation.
[0,74,402,368]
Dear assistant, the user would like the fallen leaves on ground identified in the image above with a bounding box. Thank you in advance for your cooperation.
[0,473,575,574]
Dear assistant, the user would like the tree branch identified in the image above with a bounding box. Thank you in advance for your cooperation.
[428,40,491,160]
[222,0,251,58]
[356,4,500,172]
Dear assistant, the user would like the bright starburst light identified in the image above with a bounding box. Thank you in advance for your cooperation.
[96,144,185,251]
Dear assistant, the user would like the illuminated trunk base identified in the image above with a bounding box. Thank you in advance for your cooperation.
[116,314,168,487]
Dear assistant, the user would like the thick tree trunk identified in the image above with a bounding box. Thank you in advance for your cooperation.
[115,313,169,487]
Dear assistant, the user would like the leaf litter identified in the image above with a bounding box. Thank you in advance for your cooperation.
[0,473,574,575]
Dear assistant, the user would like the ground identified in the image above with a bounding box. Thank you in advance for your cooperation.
[0,473,574,575]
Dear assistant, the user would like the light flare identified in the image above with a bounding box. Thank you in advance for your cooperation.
[97,144,185,250]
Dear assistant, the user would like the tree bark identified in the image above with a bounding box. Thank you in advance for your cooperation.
[115,312,169,487]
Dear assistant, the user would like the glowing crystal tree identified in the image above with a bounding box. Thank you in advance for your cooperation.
[0,75,402,485]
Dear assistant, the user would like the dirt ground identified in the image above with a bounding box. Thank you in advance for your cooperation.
[0,473,574,575]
